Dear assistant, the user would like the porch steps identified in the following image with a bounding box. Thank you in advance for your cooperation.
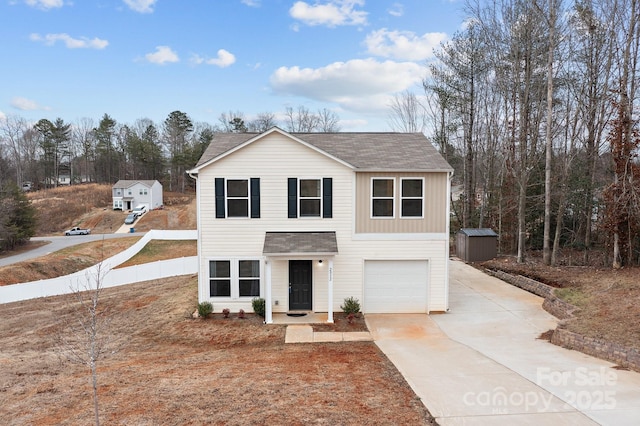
[284,325,372,344]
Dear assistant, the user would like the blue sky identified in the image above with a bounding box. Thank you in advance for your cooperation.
[1,0,466,131]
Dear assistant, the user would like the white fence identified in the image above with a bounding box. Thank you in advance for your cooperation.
[0,230,198,304]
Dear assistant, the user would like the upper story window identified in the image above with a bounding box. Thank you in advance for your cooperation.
[371,178,395,218]
[227,179,249,217]
[288,178,332,219]
[299,179,321,217]
[401,178,424,218]
[215,178,260,219]
[139,188,148,195]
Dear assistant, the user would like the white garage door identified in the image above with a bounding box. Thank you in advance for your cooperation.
[364,260,428,313]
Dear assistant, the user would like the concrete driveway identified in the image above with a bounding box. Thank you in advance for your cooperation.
[366,260,640,425]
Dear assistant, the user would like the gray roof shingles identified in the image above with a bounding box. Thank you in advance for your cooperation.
[263,232,338,255]
[194,130,452,172]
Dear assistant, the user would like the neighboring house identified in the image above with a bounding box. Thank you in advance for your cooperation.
[187,127,453,323]
[112,180,163,211]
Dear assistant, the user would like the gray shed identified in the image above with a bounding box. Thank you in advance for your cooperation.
[456,228,498,262]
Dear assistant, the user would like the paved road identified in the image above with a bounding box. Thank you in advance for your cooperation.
[0,233,144,268]
[366,260,640,425]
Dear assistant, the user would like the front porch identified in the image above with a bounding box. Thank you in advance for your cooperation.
[262,231,338,324]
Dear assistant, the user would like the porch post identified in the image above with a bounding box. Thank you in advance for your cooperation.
[327,258,334,323]
[265,259,273,324]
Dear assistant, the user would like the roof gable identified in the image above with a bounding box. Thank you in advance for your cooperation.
[191,127,452,173]
[113,180,159,189]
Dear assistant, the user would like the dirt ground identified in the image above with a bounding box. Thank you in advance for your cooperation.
[0,276,436,425]
[480,254,640,352]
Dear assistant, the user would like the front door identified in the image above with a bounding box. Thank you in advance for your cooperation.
[289,260,312,310]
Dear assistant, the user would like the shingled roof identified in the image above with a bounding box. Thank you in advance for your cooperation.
[192,128,452,172]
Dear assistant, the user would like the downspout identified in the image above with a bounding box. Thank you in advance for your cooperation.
[187,170,203,304]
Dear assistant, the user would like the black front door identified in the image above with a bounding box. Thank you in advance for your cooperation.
[289,260,312,310]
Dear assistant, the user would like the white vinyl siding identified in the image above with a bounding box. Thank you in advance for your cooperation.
[196,131,450,313]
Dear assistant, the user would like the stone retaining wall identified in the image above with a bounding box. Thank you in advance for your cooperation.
[551,328,640,372]
[486,268,640,372]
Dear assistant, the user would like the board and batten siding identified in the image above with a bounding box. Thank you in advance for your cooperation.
[355,172,448,234]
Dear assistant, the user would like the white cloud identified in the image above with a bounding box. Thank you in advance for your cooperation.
[25,0,63,10]
[191,49,236,68]
[11,97,50,111]
[241,0,261,6]
[270,58,423,113]
[388,3,403,17]
[144,46,179,64]
[0,110,6,121]
[30,33,109,49]
[123,0,156,13]
[364,28,446,61]
[289,0,367,27]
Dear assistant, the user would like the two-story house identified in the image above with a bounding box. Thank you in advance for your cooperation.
[112,180,163,211]
[188,127,453,323]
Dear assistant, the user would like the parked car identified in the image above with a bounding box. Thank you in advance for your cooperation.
[132,205,148,217]
[124,213,137,225]
[64,227,91,236]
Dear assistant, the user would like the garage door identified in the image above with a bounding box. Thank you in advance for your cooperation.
[364,260,428,313]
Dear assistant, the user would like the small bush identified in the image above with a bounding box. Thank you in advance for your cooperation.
[197,301,213,318]
[238,309,245,319]
[341,297,361,315]
[252,298,266,318]
[222,308,230,318]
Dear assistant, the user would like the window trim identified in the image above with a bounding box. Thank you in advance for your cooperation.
[298,178,322,218]
[288,177,332,219]
[207,258,263,299]
[371,177,396,219]
[215,177,260,219]
[226,178,250,218]
[400,177,425,219]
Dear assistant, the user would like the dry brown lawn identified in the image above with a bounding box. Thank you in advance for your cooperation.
[0,275,436,425]
[27,185,196,236]
[116,240,197,268]
[0,237,140,286]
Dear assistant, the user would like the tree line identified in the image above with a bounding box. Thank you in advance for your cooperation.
[0,106,341,195]
[389,0,640,268]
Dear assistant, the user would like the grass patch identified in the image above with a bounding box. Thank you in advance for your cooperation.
[116,240,196,268]
[554,287,588,307]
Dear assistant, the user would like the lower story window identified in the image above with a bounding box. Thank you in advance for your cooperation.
[209,259,261,298]
[209,260,231,297]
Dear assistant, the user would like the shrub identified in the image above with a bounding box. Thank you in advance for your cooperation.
[341,297,361,316]
[197,301,213,318]
[238,309,245,319]
[252,298,266,318]
[222,308,230,318]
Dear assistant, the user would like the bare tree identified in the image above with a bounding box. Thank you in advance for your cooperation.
[284,105,320,132]
[316,108,341,132]
[0,114,28,186]
[248,112,278,132]
[57,262,118,426]
[387,90,426,133]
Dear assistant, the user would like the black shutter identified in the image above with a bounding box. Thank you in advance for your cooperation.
[250,178,260,218]
[288,178,297,218]
[215,178,225,218]
[323,178,332,218]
